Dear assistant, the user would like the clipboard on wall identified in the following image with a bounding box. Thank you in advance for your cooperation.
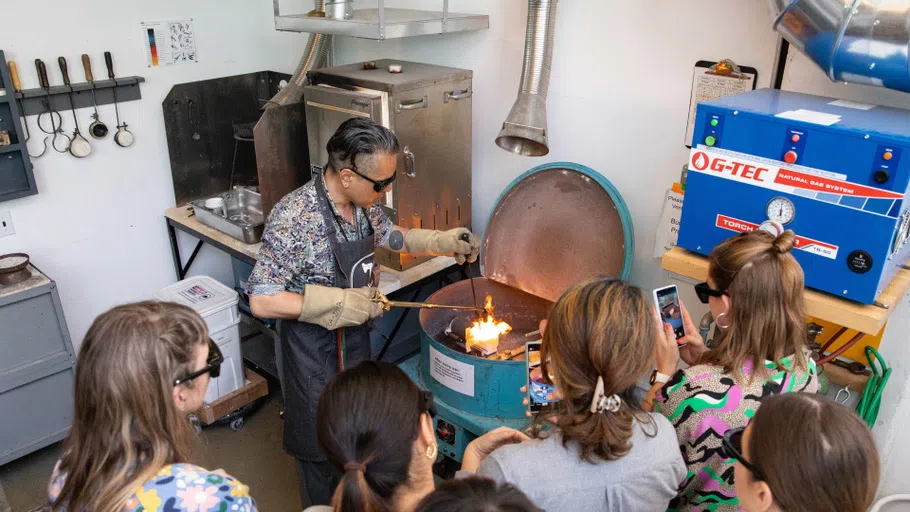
[685,59,758,147]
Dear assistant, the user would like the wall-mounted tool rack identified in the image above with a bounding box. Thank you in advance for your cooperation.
[15,75,144,117]
[0,50,37,202]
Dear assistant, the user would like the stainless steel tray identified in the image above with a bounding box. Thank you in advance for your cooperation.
[190,188,265,244]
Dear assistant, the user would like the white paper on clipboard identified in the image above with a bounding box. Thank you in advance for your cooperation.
[684,62,756,146]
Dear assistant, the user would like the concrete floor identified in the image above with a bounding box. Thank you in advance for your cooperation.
[0,393,301,512]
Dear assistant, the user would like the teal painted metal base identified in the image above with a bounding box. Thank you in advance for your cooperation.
[400,355,528,462]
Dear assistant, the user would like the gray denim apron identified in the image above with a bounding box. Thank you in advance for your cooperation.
[280,172,379,461]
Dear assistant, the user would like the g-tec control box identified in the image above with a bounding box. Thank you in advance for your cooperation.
[678,89,910,304]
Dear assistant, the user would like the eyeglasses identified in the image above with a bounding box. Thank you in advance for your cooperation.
[721,427,765,481]
[173,338,223,387]
[342,163,397,193]
[694,281,726,304]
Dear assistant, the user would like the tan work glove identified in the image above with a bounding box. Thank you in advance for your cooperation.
[298,284,384,330]
[404,227,480,264]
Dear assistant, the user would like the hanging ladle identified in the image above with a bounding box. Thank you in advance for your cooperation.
[8,61,48,158]
[35,59,70,153]
[104,51,133,148]
[58,57,91,158]
[81,54,108,139]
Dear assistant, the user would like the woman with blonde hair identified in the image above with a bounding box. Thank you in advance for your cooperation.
[48,301,256,512]
[647,230,817,511]
[462,277,685,510]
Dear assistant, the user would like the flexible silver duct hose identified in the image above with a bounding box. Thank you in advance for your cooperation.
[267,1,332,108]
[767,0,910,92]
[495,0,558,157]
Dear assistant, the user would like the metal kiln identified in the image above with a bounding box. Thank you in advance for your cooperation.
[400,162,634,462]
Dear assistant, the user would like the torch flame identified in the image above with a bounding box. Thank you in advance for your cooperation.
[465,295,511,355]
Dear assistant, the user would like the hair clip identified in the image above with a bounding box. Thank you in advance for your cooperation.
[589,375,622,414]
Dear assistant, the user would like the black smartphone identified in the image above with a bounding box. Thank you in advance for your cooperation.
[653,285,687,344]
[526,341,557,413]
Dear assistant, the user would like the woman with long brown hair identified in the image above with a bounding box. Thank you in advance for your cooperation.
[646,230,817,511]
[308,360,528,512]
[726,393,880,512]
[460,277,685,510]
[48,301,256,512]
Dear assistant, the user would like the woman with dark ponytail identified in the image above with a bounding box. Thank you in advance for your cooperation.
[646,230,817,511]
[459,278,686,510]
[308,361,529,512]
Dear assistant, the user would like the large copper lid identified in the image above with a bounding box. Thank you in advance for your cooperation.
[481,162,634,303]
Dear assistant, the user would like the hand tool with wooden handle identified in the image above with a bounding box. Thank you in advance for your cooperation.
[81,54,107,138]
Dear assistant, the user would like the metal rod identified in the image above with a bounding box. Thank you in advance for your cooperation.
[384,299,484,312]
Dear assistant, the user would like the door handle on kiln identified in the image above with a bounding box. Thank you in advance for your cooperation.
[404,146,417,178]
[444,88,472,102]
[395,96,428,113]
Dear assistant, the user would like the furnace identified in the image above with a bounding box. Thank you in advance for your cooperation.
[400,162,634,462]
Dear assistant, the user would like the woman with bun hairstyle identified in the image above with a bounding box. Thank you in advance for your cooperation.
[646,230,818,511]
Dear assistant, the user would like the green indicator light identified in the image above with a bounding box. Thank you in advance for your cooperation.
[705,135,717,147]
[710,119,719,127]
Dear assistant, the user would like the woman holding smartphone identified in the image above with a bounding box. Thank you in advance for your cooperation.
[645,230,817,512]
[460,277,685,511]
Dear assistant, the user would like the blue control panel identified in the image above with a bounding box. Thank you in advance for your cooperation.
[679,89,910,304]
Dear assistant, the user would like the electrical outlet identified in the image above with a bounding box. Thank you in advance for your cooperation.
[0,211,14,238]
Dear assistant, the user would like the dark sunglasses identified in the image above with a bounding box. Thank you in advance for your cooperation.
[343,164,397,193]
[173,338,223,387]
[721,427,765,481]
[694,281,726,304]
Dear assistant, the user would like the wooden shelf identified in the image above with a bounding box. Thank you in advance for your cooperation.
[661,247,910,335]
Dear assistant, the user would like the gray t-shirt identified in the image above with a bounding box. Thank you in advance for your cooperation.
[476,413,685,512]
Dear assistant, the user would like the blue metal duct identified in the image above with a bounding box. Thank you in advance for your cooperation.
[768,0,910,92]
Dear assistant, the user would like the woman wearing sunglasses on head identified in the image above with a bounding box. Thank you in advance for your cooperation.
[724,393,880,512]
[48,301,256,512]
[644,230,817,511]
[307,361,528,512]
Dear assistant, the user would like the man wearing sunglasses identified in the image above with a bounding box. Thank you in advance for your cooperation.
[246,117,480,508]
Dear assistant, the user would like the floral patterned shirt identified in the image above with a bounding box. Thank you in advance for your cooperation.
[48,461,257,512]
[655,354,817,512]
[246,175,393,296]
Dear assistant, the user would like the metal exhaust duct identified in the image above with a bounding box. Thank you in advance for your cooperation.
[496,0,558,157]
[767,0,910,92]
[267,0,332,108]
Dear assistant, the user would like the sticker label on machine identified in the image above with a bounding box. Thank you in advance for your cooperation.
[716,214,840,259]
[429,346,475,397]
[689,147,904,210]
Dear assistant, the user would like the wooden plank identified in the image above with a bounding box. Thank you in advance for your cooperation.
[661,247,910,335]
[165,206,262,261]
[196,368,269,425]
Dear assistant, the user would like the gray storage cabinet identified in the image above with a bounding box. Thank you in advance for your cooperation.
[0,266,75,466]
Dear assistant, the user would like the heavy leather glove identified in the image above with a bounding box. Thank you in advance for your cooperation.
[404,227,480,264]
[298,284,384,330]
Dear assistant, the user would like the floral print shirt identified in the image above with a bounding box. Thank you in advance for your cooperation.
[246,175,393,297]
[48,461,257,512]
[655,354,817,512]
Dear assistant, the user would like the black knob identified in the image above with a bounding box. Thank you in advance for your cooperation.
[874,169,890,184]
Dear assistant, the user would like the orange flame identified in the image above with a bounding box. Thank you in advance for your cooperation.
[465,295,511,355]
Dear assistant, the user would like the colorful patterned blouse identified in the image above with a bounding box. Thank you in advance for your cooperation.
[246,175,393,297]
[655,354,817,511]
[48,461,257,511]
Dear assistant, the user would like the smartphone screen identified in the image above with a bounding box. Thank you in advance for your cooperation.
[654,285,686,342]
[526,342,557,413]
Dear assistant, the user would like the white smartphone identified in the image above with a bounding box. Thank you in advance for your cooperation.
[653,285,687,344]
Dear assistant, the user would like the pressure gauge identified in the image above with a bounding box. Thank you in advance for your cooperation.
[766,197,795,225]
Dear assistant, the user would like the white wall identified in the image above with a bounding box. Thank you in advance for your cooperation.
[782,54,910,503]
[336,0,778,298]
[0,0,311,351]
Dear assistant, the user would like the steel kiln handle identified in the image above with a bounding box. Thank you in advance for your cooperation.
[444,88,472,103]
[395,96,428,113]
[404,146,416,178]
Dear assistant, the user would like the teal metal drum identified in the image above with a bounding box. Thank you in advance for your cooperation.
[409,162,635,460]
